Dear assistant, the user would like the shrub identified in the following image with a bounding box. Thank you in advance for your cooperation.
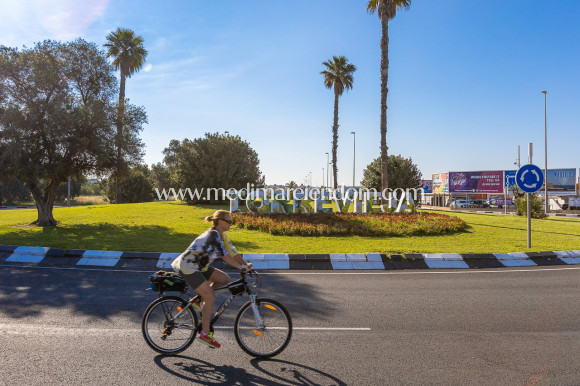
[232,212,467,237]
[515,194,546,219]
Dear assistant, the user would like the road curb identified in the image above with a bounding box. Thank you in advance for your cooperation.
[1,245,579,270]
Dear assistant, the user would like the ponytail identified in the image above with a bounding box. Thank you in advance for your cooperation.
[205,210,230,227]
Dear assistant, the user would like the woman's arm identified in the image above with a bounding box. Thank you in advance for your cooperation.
[232,253,249,267]
[221,253,246,270]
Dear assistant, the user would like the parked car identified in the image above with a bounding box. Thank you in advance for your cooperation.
[472,200,490,208]
[450,200,468,209]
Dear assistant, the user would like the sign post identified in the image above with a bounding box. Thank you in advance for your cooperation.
[516,146,544,248]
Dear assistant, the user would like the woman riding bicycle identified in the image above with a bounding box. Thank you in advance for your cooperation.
[171,209,249,349]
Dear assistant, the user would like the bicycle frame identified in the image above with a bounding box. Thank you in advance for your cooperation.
[169,272,264,330]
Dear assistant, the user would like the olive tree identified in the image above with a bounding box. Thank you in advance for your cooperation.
[0,39,146,225]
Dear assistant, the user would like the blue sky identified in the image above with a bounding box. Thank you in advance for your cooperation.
[1,0,578,186]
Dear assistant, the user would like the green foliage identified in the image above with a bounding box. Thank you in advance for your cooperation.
[513,189,546,219]
[0,39,146,225]
[162,133,265,204]
[104,28,148,79]
[0,179,30,205]
[55,179,83,202]
[361,154,422,192]
[0,202,578,253]
[367,0,412,196]
[321,56,356,97]
[104,28,148,204]
[80,179,106,196]
[367,0,412,19]
[321,55,356,189]
[233,212,467,237]
[105,164,153,203]
[150,162,172,191]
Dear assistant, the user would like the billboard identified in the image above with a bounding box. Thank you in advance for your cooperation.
[509,168,576,195]
[421,180,432,194]
[504,170,516,188]
[432,173,448,193]
[543,168,576,195]
[449,171,504,194]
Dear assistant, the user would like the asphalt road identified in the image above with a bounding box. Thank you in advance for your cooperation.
[0,265,579,385]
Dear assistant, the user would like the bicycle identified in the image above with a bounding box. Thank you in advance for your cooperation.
[141,268,292,358]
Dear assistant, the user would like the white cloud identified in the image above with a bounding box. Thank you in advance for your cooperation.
[0,0,111,45]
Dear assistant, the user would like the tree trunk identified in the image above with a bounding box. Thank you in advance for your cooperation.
[332,90,340,190]
[379,14,390,204]
[30,181,59,227]
[116,71,126,204]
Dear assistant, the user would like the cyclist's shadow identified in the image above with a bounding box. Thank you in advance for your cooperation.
[154,355,347,385]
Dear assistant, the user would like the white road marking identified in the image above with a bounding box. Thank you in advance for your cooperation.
[215,326,370,331]
[0,323,370,335]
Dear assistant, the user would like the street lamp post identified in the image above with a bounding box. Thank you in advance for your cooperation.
[542,90,548,214]
[351,131,356,187]
[325,152,329,188]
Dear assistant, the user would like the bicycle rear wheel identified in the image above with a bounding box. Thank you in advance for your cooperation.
[234,298,292,358]
[142,296,198,355]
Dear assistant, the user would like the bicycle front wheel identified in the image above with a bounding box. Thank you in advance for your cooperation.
[142,296,198,355]
[234,298,292,358]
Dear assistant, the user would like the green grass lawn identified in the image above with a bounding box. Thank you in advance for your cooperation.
[0,201,578,253]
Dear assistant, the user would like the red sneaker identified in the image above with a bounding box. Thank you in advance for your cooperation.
[197,331,221,348]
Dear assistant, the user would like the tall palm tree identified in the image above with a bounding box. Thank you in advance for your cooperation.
[367,0,411,202]
[321,56,356,190]
[104,27,148,203]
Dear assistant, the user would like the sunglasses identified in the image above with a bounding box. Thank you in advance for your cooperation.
[221,219,233,224]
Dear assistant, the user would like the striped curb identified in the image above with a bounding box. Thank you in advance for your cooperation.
[1,245,579,270]
[547,213,580,218]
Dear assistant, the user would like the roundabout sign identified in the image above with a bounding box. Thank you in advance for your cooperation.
[516,156,545,249]
[516,164,544,194]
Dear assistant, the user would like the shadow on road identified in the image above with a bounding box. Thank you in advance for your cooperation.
[0,266,338,324]
[154,355,347,385]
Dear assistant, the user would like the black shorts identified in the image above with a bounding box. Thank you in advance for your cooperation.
[179,266,215,291]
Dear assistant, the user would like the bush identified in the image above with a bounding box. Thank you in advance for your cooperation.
[361,155,422,192]
[232,212,467,237]
[161,133,265,204]
[515,194,546,219]
[0,179,30,205]
[105,165,153,203]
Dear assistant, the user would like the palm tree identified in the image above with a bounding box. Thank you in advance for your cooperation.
[104,27,148,203]
[367,0,411,202]
[321,56,356,190]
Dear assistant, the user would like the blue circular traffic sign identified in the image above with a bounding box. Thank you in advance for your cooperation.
[516,164,544,193]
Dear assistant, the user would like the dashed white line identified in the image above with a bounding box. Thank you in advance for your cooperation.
[0,323,370,335]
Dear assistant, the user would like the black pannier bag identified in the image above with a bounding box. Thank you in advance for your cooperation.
[149,270,187,293]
